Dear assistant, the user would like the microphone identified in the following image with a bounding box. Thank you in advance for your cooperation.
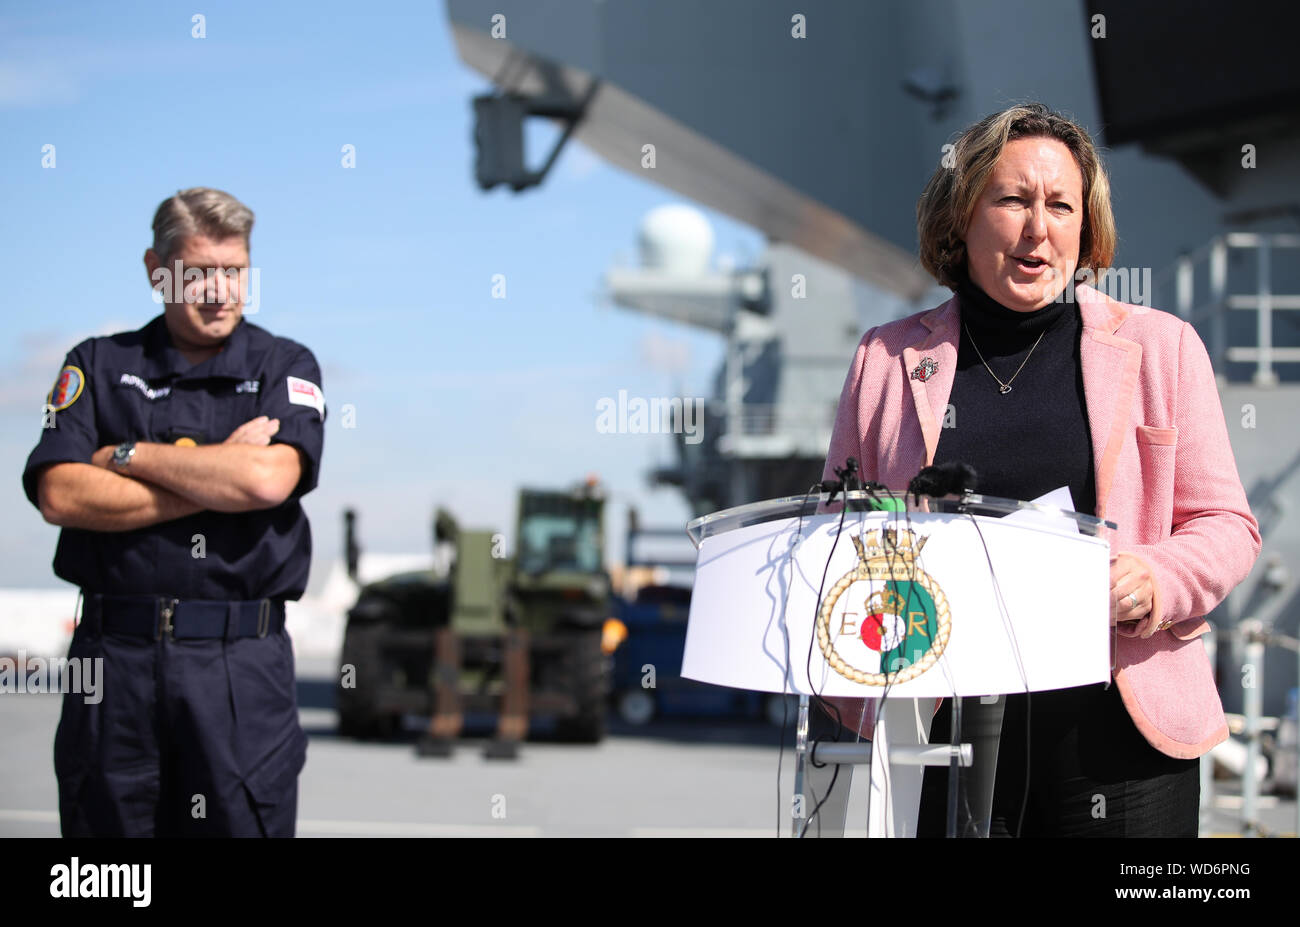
[908,461,977,499]
[836,457,861,490]
[823,458,896,508]
[820,457,861,506]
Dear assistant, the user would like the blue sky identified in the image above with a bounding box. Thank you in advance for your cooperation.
[1,1,764,589]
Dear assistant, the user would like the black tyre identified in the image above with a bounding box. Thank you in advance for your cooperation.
[337,621,399,740]
[552,628,609,743]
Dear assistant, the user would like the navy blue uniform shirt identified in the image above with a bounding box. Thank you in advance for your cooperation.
[22,315,325,600]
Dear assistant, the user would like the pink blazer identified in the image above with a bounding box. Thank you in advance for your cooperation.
[823,283,1261,759]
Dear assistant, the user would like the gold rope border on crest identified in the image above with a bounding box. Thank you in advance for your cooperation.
[815,562,952,686]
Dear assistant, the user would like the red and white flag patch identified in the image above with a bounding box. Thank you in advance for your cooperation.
[286,375,324,420]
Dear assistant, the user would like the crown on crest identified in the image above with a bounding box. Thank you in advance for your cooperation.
[851,527,927,562]
[865,587,906,616]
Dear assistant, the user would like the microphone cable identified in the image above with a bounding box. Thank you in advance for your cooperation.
[798,459,882,837]
[775,482,825,837]
[958,500,1035,838]
[904,464,987,836]
[799,487,852,837]
[801,461,899,837]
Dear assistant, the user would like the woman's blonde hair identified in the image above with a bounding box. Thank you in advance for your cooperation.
[916,102,1116,290]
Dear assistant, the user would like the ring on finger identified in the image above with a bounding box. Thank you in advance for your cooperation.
[1126,592,1139,609]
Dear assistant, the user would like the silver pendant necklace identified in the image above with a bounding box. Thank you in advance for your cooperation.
[962,321,1046,395]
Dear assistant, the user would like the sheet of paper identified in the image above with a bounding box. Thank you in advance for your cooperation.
[1002,485,1079,534]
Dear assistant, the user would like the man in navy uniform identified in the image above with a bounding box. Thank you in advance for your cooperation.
[22,187,325,837]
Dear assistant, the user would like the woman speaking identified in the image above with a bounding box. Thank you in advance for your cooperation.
[822,102,1261,836]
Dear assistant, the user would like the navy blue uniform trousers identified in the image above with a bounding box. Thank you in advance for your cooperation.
[54,619,308,837]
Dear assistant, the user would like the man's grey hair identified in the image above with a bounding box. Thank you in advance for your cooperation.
[151,187,254,262]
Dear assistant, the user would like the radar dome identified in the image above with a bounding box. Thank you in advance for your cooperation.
[638,205,714,275]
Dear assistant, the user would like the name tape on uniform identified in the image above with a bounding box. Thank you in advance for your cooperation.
[286,376,324,420]
[118,373,171,400]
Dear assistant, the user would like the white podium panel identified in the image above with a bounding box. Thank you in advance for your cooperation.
[682,510,1110,699]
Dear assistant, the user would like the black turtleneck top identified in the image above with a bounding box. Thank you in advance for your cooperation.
[931,267,1097,516]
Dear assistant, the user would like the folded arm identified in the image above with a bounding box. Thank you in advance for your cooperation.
[99,439,303,513]
[37,462,203,531]
[37,415,304,531]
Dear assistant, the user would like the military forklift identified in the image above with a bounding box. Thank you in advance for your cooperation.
[336,480,621,758]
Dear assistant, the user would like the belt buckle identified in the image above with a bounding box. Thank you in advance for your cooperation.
[257,599,271,638]
[157,597,179,641]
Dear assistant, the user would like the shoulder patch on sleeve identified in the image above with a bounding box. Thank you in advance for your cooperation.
[47,365,85,412]
[286,375,325,420]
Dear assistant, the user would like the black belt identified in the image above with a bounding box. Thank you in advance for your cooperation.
[81,593,286,641]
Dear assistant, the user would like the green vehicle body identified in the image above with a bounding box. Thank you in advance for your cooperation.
[337,486,613,744]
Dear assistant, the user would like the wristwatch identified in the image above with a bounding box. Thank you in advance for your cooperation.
[111,441,137,470]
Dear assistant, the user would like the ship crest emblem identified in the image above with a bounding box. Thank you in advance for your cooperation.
[817,527,951,685]
[910,357,939,383]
